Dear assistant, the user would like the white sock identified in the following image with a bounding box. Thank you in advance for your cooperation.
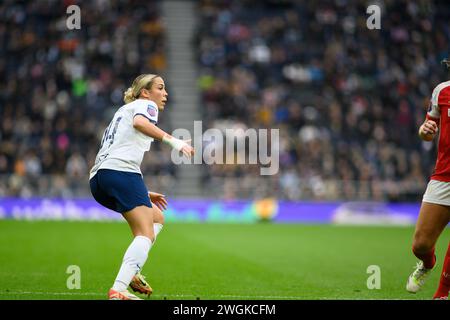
[112,235,152,292]
[154,223,163,240]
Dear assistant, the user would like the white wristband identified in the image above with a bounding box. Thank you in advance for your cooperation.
[162,135,186,151]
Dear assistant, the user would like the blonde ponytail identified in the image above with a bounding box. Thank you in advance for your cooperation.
[123,74,160,104]
[123,87,135,104]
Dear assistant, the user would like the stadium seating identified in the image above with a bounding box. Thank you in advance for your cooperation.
[0,0,176,197]
[195,0,450,201]
[1,0,450,201]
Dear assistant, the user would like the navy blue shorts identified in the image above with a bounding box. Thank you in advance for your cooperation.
[89,169,152,214]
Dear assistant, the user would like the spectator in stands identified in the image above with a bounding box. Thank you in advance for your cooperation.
[195,0,450,201]
[0,0,173,197]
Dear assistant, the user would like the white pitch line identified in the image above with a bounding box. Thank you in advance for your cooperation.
[0,291,324,299]
[0,291,413,300]
[0,291,300,299]
[0,291,104,296]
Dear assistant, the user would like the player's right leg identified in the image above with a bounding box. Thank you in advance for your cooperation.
[129,204,164,296]
[407,201,450,293]
[109,205,155,300]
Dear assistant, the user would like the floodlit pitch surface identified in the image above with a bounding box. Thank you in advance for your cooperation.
[0,220,448,300]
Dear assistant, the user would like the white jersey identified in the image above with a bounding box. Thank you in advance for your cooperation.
[89,99,159,179]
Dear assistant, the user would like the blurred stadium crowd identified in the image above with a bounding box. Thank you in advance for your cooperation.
[0,0,175,197]
[1,0,450,201]
[196,0,450,201]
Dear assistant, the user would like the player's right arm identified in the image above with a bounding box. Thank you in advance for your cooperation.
[133,115,194,158]
[418,119,438,141]
[419,84,442,141]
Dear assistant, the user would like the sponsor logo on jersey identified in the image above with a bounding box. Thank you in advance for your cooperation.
[147,105,157,117]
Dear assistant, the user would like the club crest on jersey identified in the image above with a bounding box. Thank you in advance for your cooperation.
[147,105,157,117]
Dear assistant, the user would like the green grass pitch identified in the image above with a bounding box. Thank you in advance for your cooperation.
[0,219,448,300]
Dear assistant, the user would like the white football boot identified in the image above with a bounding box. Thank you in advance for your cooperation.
[108,288,142,300]
[406,261,434,293]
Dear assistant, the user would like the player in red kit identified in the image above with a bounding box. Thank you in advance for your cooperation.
[406,59,450,300]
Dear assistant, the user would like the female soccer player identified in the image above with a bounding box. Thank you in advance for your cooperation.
[89,74,194,300]
[406,64,450,299]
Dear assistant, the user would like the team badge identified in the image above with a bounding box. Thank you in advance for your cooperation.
[147,105,157,117]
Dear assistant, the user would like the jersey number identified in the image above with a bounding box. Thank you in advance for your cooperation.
[100,116,122,148]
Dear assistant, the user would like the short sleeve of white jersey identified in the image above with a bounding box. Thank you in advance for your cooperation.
[427,85,442,120]
[133,99,159,124]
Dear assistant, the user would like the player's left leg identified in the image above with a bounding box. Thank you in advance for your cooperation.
[151,203,165,241]
[433,241,450,299]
